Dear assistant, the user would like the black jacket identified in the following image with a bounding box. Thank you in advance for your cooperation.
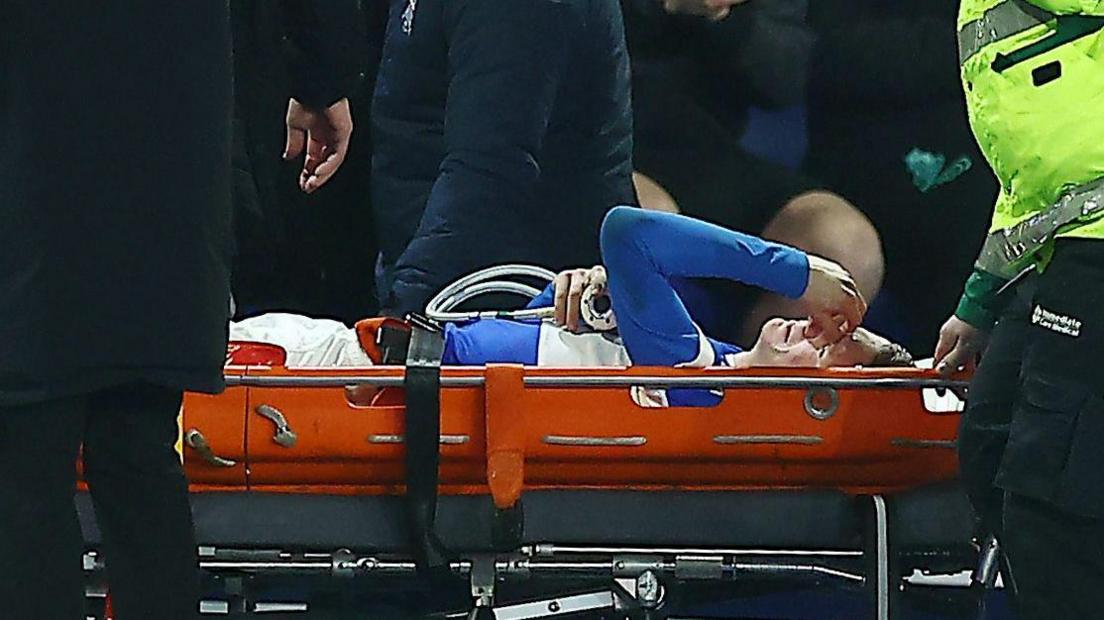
[0,1,362,404]
[371,0,637,315]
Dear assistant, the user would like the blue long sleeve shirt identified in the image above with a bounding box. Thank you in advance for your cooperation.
[443,209,811,386]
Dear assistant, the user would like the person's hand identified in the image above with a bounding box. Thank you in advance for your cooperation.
[934,315,987,376]
[553,266,607,332]
[800,255,867,348]
[283,98,354,194]
[661,0,748,21]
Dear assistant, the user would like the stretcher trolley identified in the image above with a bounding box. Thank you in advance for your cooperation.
[76,346,984,619]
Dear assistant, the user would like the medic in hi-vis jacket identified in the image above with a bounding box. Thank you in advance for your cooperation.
[933,2,1104,617]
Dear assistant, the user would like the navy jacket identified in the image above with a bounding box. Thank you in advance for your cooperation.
[371,0,637,315]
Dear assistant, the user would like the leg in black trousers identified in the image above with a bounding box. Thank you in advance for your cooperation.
[993,240,1104,616]
[0,396,88,619]
[83,383,200,620]
[1002,493,1104,620]
[956,276,1034,537]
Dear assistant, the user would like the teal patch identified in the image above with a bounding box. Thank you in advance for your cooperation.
[905,148,973,193]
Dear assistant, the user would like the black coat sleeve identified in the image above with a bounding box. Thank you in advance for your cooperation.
[388,0,581,314]
[282,0,368,107]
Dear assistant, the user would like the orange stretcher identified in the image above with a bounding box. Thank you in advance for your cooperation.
[182,361,964,499]
[79,343,980,620]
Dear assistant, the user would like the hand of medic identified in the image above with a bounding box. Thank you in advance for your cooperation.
[800,255,868,349]
[284,98,354,194]
[553,266,608,333]
[662,0,748,21]
[934,315,987,377]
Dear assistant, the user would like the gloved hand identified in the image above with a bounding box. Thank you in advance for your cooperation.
[934,315,988,376]
[800,255,868,348]
[553,266,609,332]
[661,0,748,21]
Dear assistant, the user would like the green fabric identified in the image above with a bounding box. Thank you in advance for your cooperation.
[959,0,1104,234]
[954,268,1010,329]
[955,0,1104,320]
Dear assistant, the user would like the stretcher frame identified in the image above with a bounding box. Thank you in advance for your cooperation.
[78,362,978,620]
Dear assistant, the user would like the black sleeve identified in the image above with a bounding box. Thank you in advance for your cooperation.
[282,0,368,108]
[809,5,962,107]
[388,0,581,313]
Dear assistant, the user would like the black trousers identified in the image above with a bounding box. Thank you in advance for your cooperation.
[0,382,199,620]
[958,239,1104,619]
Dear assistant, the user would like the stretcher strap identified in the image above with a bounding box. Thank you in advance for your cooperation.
[403,321,449,572]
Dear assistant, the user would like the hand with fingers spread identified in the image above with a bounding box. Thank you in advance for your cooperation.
[553,266,608,333]
[283,97,354,194]
[934,315,987,376]
[799,255,868,348]
[661,0,748,21]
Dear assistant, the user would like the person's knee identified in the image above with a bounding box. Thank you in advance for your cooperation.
[763,191,885,298]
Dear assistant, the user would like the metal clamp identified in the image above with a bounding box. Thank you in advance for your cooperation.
[803,387,839,420]
[184,429,237,468]
[255,404,297,448]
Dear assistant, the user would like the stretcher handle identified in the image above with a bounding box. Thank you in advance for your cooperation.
[184,429,237,468]
[255,404,298,448]
[227,374,969,391]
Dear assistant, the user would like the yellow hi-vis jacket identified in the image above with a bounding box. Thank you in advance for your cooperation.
[955,0,1104,328]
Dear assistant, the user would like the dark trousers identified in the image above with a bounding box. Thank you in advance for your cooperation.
[958,239,1104,619]
[0,383,199,620]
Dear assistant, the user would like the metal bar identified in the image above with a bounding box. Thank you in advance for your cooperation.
[891,438,957,449]
[227,373,968,391]
[731,562,865,584]
[367,434,471,445]
[714,435,823,445]
[200,561,333,571]
[195,554,865,585]
[523,376,969,390]
[529,545,862,558]
[873,495,889,620]
[225,375,484,388]
[542,435,646,447]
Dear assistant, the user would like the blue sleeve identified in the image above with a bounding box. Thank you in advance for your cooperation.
[526,282,555,309]
[388,0,581,315]
[442,320,541,366]
[600,206,809,367]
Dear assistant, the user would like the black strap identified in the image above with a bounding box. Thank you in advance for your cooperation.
[403,320,449,572]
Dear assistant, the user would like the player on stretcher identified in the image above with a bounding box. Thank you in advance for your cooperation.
[231,208,913,406]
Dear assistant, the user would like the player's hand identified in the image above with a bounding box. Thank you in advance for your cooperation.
[800,255,867,348]
[283,98,354,194]
[662,0,748,21]
[934,315,987,376]
[553,266,607,333]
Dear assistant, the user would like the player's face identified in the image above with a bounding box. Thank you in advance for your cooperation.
[749,318,820,367]
[747,319,879,368]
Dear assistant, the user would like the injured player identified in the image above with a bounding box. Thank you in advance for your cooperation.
[230,208,912,386]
